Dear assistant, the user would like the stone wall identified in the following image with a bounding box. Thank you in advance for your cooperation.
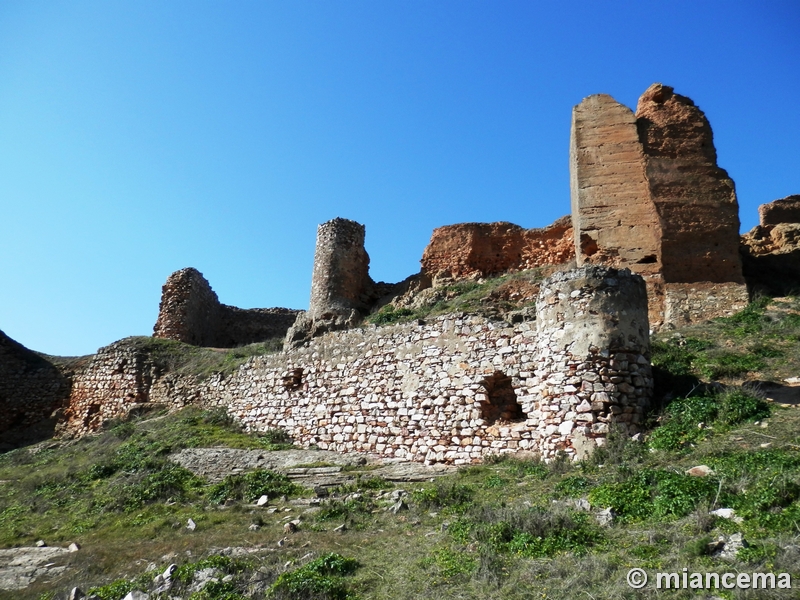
[56,267,653,464]
[153,267,300,347]
[741,195,800,294]
[635,84,744,285]
[61,340,162,437]
[662,283,750,330]
[420,217,574,282]
[0,330,75,448]
[569,83,747,329]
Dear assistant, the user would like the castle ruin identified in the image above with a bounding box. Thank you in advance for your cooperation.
[2,82,798,464]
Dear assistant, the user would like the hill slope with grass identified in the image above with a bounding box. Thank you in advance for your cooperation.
[1,284,800,599]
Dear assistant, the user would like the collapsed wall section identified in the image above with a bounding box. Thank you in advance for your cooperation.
[569,94,662,275]
[742,195,800,294]
[286,218,377,347]
[420,217,574,282]
[153,267,300,347]
[635,83,744,285]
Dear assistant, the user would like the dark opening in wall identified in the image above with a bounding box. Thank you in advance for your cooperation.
[283,368,304,391]
[83,404,102,429]
[478,371,525,424]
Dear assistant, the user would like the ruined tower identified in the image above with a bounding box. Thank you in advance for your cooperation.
[570,83,748,328]
[285,217,374,347]
[308,217,371,320]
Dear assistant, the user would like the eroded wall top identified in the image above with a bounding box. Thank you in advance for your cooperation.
[635,84,743,284]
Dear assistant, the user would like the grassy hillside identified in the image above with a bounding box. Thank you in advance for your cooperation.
[1,293,800,599]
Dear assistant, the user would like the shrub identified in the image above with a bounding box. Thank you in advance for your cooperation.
[588,424,645,466]
[268,553,360,600]
[314,496,376,525]
[695,352,765,379]
[555,475,593,497]
[368,304,416,326]
[648,395,718,451]
[421,547,477,580]
[649,389,770,451]
[716,389,770,425]
[715,296,772,336]
[260,428,293,449]
[207,469,300,504]
[455,504,604,558]
[124,463,204,510]
[588,469,718,523]
[88,579,138,600]
[173,555,249,585]
[410,482,474,510]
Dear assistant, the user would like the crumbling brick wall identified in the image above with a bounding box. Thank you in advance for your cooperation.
[420,217,574,282]
[153,267,300,347]
[570,83,747,329]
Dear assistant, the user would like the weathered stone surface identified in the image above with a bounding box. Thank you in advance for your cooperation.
[0,546,71,590]
[286,218,380,347]
[53,267,652,463]
[420,217,574,282]
[309,218,371,319]
[569,83,747,329]
[0,330,78,448]
[635,83,743,285]
[741,196,800,294]
[662,282,750,330]
[570,94,661,276]
[758,195,800,227]
[153,267,300,347]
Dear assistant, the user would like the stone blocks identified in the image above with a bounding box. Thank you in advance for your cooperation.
[153,267,300,347]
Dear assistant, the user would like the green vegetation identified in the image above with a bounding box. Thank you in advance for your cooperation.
[3,295,800,599]
[648,389,770,451]
[365,270,546,326]
[652,295,800,387]
[123,336,284,381]
[208,470,301,504]
[269,553,361,600]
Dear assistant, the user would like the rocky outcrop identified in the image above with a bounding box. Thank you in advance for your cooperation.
[153,267,300,347]
[420,217,574,283]
[741,195,800,294]
[570,83,747,329]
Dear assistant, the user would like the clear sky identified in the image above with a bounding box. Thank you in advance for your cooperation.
[1,1,798,356]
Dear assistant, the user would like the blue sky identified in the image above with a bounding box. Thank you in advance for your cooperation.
[1,1,798,356]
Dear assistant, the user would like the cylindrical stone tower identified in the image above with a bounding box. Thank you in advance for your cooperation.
[533,265,652,458]
[309,218,371,319]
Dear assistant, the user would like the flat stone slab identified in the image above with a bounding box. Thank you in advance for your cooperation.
[170,448,366,483]
[170,448,457,487]
[0,546,70,590]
